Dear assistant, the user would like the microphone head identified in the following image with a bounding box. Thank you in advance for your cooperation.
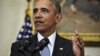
[38,38,49,50]
[18,38,31,51]
[28,38,49,53]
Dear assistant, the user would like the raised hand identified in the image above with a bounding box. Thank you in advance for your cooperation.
[71,31,84,56]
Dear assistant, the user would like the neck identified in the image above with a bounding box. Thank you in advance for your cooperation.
[38,28,55,38]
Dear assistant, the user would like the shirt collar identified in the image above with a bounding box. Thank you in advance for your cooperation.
[37,32,56,46]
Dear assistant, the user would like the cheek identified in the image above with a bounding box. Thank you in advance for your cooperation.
[45,18,56,26]
[44,13,56,25]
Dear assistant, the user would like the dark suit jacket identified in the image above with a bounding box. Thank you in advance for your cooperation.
[10,33,74,56]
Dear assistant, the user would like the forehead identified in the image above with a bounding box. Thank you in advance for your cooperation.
[34,0,54,9]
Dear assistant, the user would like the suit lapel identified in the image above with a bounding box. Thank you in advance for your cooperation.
[52,34,65,56]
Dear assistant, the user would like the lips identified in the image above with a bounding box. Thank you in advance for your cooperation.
[34,20,44,25]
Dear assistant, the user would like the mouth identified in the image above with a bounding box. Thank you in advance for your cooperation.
[34,20,44,25]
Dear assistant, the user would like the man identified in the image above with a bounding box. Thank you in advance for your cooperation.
[10,0,84,56]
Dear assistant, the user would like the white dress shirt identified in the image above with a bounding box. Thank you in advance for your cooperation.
[37,32,56,56]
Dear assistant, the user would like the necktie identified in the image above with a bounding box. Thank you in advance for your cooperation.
[41,46,50,56]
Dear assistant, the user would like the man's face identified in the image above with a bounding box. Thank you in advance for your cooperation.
[33,0,61,32]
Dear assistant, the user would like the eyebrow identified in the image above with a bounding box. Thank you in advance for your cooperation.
[41,8,49,10]
[33,8,38,13]
[33,7,49,11]
[33,7,49,10]
[33,8,37,11]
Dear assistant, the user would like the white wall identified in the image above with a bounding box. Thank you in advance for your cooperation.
[85,47,100,56]
[0,0,26,56]
[0,0,100,56]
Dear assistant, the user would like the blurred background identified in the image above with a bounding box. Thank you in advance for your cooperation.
[0,0,100,56]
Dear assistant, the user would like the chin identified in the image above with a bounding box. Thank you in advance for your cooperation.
[35,27,45,33]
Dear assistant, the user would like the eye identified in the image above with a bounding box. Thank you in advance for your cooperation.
[33,8,38,14]
[41,8,49,13]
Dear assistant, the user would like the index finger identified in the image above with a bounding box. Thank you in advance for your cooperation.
[75,30,80,37]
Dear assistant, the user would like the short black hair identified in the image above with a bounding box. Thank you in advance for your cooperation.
[34,0,61,13]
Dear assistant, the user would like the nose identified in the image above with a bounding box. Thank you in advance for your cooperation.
[35,10,42,19]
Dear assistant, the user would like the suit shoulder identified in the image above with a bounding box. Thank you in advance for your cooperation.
[58,35,73,46]
[59,35,72,43]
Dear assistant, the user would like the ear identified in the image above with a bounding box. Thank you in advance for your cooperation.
[55,13,62,24]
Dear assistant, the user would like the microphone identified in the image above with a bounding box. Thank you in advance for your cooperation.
[18,38,31,52]
[28,38,49,53]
